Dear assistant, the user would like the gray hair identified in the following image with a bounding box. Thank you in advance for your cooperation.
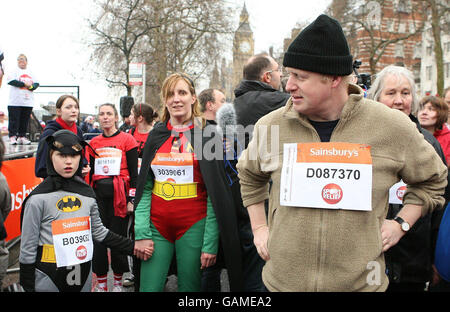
[367,65,418,114]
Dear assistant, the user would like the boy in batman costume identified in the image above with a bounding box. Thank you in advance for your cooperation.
[19,130,151,292]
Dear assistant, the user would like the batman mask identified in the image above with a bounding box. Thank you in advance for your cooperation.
[45,130,87,177]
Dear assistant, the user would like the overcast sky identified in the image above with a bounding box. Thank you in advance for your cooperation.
[0,0,331,115]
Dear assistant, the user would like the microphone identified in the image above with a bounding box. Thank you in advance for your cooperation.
[216,102,237,137]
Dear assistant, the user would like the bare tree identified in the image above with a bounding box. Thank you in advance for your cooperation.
[88,0,159,96]
[420,0,450,96]
[327,0,426,75]
[86,0,234,108]
[141,0,234,108]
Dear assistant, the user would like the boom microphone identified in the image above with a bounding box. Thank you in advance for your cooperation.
[216,102,237,137]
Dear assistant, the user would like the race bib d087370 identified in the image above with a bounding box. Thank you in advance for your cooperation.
[280,142,373,211]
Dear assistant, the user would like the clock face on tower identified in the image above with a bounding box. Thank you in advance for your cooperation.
[240,41,250,53]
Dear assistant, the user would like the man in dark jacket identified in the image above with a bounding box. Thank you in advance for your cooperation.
[234,53,290,148]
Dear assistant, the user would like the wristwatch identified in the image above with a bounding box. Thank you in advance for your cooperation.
[394,216,410,232]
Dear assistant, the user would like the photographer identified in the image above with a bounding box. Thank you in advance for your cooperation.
[352,60,371,94]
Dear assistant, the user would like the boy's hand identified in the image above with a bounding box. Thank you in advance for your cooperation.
[134,239,154,261]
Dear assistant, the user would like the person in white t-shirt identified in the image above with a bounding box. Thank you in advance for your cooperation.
[7,54,39,145]
[0,47,4,87]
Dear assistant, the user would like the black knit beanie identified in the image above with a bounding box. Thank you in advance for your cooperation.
[283,14,353,76]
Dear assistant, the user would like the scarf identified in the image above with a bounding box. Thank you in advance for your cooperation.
[55,117,77,134]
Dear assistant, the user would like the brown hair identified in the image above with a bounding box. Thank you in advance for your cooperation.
[160,73,203,125]
[132,103,159,125]
[198,88,215,113]
[243,53,272,81]
[419,96,448,130]
[56,95,80,110]
[98,103,119,129]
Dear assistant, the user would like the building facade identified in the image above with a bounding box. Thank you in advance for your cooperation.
[420,21,450,96]
[350,0,424,81]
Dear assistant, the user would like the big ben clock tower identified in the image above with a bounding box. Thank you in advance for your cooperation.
[232,3,254,96]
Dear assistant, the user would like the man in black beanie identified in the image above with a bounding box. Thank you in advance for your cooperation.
[237,14,447,291]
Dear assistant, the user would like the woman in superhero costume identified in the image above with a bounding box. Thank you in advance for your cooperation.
[88,103,139,292]
[134,73,243,291]
[19,130,152,292]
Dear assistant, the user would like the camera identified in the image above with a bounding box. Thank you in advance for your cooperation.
[352,60,371,90]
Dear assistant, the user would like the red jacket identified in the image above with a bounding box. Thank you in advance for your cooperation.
[434,126,450,164]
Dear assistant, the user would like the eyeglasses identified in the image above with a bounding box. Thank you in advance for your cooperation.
[265,67,282,75]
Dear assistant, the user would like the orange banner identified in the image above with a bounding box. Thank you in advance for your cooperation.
[296,142,372,164]
[1,157,43,242]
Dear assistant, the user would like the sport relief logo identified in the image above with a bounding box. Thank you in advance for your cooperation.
[396,185,406,201]
[322,183,343,205]
[76,245,87,261]
[103,165,109,174]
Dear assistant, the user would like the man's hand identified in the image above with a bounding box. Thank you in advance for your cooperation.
[380,219,405,252]
[253,225,270,261]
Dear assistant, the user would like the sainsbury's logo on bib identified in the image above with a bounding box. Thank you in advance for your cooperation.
[310,147,359,158]
[154,153,193,166]
[297,142,372,164]
[322,183,343,205]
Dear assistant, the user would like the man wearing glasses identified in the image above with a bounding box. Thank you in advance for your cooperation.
[234,53,290,149]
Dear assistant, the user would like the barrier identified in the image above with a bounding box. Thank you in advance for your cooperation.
[1,157,42,242]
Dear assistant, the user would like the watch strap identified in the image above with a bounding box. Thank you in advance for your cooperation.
[393,216,405,225]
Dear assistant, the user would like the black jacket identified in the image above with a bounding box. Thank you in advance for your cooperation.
[385,114,449,284]
[134,121,244,291]
[234,80,290,148]
[35,120,84,178]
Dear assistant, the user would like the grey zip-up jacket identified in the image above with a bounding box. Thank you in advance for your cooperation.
[20,189,133,292]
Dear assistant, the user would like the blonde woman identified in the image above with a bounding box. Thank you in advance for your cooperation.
[133,73,243,291]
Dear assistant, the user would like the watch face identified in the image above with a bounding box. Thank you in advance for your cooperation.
[401,222,410,231]
[240,41,250,53]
